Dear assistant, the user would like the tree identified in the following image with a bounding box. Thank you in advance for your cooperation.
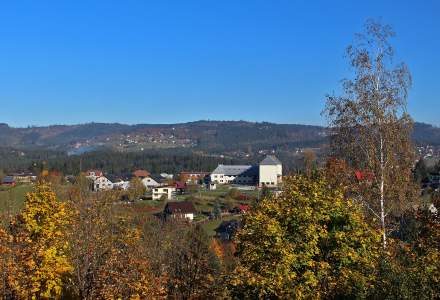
[229,174,381,299]
[213,200,222,219]
[66,190,159,299]
[259,185,272,201]
[324,19,417,249]
[302,149,317,177]
[0,227,14,299]
[4,184,71,299]
[142,219,219,299]
[128,177,146,201]
[373,195,440,299]
[166,225,217,299]
[414,158,429,184]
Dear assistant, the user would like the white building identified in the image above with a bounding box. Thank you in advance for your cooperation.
[210,165,257,185]
[152,186,176,200]
[85,170,103,181]
[259,155,283,187]
[209,155,282,187]
[164,201,196,221]
[141,176,161,188]
[93,176,114,191]
[207,182,217,190]
[113,180,130,190]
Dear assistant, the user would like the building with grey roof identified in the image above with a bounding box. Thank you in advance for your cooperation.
[260,155,282,165]
[210,155,282,187]
[259,155,282,187]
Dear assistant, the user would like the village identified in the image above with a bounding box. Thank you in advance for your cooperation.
[0,155,284,239]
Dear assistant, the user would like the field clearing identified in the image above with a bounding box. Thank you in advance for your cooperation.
[0,184,33,214]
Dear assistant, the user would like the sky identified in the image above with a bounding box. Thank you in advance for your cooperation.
[0,0,439,127]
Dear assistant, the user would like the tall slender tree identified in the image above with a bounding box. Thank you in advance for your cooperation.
[324,19,417,249]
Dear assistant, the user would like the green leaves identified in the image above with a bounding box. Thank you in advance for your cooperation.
[230,174,381,299]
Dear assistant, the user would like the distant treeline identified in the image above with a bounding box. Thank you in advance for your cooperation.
[0,148,248,176]
[0,147,306,176]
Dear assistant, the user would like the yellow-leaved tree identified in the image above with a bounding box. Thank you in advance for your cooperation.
[7,184,72,299]
[229,174,381,299]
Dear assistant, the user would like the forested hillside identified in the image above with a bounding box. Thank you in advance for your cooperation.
[1,121,439,154]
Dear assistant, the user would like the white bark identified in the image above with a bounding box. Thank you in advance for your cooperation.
[380,134,387,249]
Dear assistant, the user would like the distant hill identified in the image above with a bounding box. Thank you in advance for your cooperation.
[0,121,439,153]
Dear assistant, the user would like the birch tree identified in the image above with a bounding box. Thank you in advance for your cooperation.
[324,19,417,249]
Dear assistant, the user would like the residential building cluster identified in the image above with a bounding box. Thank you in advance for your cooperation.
[82,155,283,200]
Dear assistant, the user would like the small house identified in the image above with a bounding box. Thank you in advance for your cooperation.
[133,169,151,179]
[113,179,130,190]
[141,176,161,188]
[93,176,113,191]
[175,181,187,194]
[207,182,217,190]
[152,186,176,200]
[1,176,16,187]
[11,172,37,183]
[180,171,209,184]
[86,170,103,181]
[164,201,197,221]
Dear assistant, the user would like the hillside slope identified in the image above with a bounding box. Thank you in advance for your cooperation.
[0,121,438,153]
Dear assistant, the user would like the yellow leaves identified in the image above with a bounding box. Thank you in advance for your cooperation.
[230,173,381,299]
[1,183,72,299]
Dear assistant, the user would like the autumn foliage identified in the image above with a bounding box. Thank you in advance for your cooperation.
[229,174,381,299]
[0,184,71,299]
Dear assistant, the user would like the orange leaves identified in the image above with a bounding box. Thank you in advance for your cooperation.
[0,183,72,299]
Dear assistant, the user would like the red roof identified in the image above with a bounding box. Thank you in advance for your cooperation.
[165,201,196,214]
[87,170,103,177]
[175,181,186,189]
[239,205,250,212]
[133,170,150,178]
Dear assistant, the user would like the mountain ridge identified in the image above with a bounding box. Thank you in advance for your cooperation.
[0,120,439,153]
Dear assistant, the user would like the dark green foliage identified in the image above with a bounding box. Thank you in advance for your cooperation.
[414,159,429,183]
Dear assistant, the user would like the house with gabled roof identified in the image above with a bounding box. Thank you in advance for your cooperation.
[93,176,113,191]
[210,165,258,185]
[164,201,197,221]
[1,176,16,187]
[133,169,151,178]
[152,185,176,200]
[85,170,103,181]
[141,176,161,188]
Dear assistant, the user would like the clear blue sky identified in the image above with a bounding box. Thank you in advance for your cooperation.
[0,0,439,127]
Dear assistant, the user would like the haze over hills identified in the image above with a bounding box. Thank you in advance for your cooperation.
[0,121,439,154]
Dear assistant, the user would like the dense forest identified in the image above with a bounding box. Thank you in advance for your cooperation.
[0,146,308,176]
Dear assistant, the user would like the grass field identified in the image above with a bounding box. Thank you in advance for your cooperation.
[0,183,248,237]
[0,184,33,214]
[201,215,241,237]
[176,185,257,212]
